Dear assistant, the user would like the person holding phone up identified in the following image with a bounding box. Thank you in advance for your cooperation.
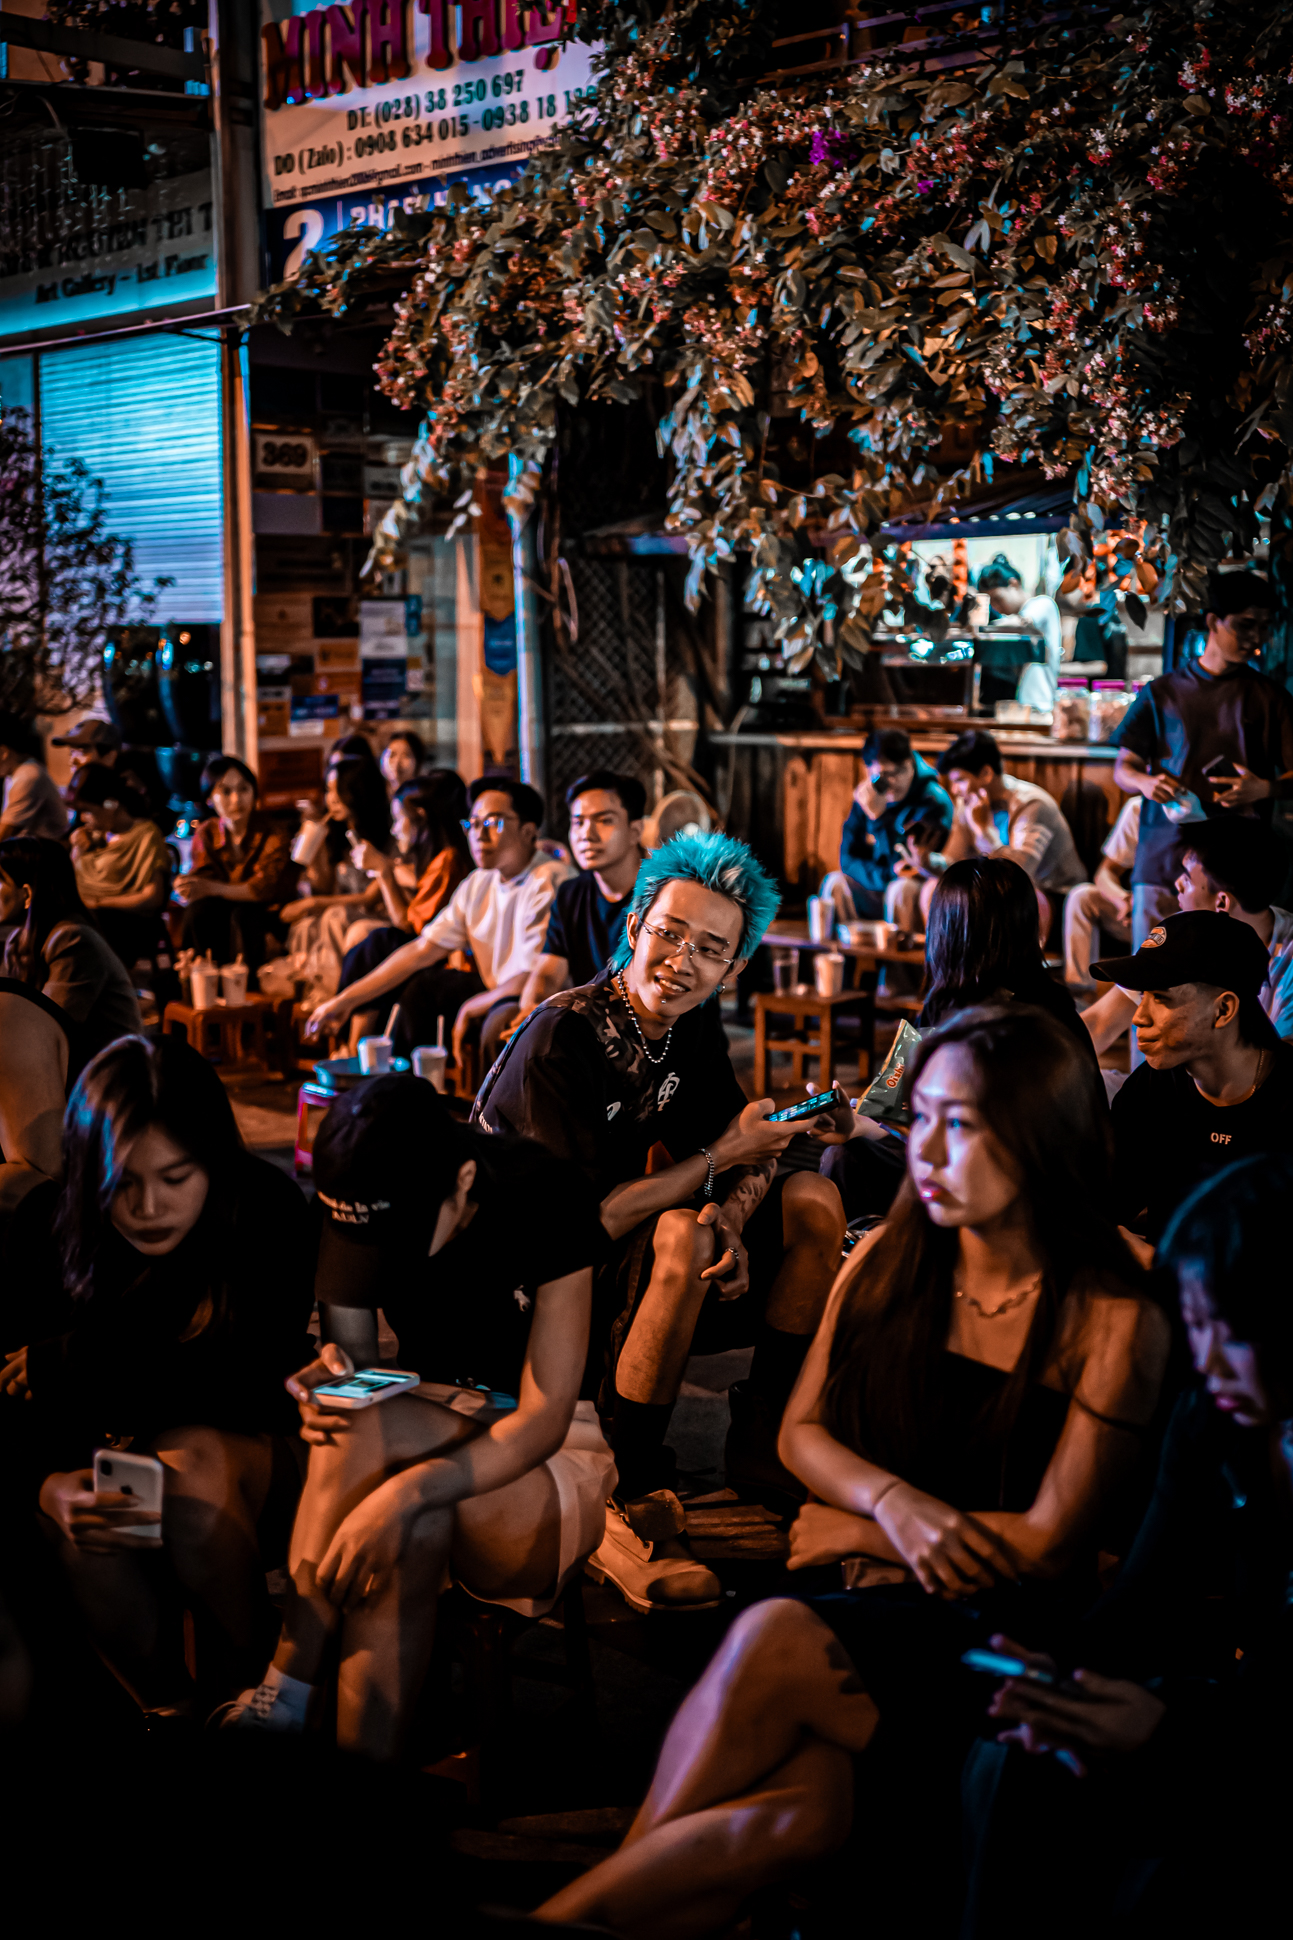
[0,1036,313,1722]
[536,1007,1168,1938]
[222,1076,610,1760]
[474,831,847,1615]
[1113,569,1293,954]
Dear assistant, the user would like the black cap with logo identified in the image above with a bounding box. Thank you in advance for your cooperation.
[313,1075,472,1306]
[1092,909,1269,998]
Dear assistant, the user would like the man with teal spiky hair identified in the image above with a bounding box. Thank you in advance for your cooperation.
[474,831,845,1614]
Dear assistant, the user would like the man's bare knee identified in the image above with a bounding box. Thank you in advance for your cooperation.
[652,1208,712,1280]
[783,1172,845,1240]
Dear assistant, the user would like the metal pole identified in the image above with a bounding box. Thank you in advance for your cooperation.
[508,452,544,789]
[210,0,260,764]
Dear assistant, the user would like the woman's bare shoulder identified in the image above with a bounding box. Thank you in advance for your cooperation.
[1058,1279,1171,1417]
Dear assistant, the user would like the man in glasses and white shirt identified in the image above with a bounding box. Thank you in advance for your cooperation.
[306,777,570,1070]
[474,832,846,1613]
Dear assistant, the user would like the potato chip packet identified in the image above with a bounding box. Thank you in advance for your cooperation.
[856,1018,924,1128]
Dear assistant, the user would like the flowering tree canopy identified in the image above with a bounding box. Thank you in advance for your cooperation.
[256,0,1293,676]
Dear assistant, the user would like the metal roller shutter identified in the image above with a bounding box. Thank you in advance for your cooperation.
[38,333,224,621]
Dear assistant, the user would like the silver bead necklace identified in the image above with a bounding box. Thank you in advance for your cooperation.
[614,972,674,1066]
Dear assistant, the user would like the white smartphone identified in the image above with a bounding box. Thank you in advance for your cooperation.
[309,1367,421,1409]
[93,1449,165,1543]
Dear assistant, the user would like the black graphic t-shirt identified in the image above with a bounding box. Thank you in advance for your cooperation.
[1111,1042,1293,1240]
[473,970,746,1201]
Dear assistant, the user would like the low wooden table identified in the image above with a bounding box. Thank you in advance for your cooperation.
[162,995,272,1084]
[762,920,926,985]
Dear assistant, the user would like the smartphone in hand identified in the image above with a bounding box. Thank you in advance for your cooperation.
[93,1449,164,1543]
[768,1088,842,1124]
[307,1368,421,1410]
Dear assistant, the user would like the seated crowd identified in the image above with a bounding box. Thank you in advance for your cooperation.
[1,656,1291,1930]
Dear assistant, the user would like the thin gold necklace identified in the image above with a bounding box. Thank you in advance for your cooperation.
[955,1270,1043,1320]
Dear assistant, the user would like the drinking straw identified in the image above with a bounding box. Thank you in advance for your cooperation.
[386,1003,402,1044]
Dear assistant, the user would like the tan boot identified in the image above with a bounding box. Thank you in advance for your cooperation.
[585,1490,723,1613]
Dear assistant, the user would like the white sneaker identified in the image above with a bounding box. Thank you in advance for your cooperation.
[585,1490,723,1613]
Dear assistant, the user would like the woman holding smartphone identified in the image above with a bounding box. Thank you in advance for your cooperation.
[537,1006,1169,1937]
[966,1152,1293,1933]
[0,1036,314,1721]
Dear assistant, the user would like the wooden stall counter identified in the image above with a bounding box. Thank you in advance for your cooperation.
[713,727,1126,896]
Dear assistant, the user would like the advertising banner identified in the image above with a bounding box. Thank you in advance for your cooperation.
[0,169,217,342]
[260,1,597,280]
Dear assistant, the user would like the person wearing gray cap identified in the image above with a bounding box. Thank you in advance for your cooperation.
[1098,910,1293,1247]
[49,716,123,769]
[50,717,167,826]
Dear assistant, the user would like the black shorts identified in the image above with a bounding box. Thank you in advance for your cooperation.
[589,1174,790,1411]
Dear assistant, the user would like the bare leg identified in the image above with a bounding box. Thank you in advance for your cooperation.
[48,1542,184,1711]
[153,1426,277,1690]
[538,1599,877,1934]
[764,1172,845,1336]
[1036,887,1052,950]
[44,1425,277,1711]
[272,1394,482,1689]
[335,1463,564,1759]
[273,1393,566,1759]
[615,1209,717,1406]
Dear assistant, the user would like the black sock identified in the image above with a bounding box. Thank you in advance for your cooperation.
[748,1327,814,1414]
[610,1394,675,1501]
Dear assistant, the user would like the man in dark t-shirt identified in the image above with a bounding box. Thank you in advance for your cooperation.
[1113,571,1293,951]
[516,769,646,1019]
[1098,911,1293,1243]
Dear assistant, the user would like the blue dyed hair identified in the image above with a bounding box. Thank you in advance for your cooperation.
[610,830,779,973]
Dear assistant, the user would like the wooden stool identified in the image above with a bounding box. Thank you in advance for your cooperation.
[294,1082,335,1173]
[753,988,864,1094]
[162,997,270,1084]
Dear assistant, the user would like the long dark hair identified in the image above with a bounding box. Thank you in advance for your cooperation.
[58,1036,247,1329]
[822,1005,1142,1481]
[393,771,470,877]
[0,835,94,985]
[1160,1153,1293,1419]
[922,856,1046,1027]
[330,755,391,852]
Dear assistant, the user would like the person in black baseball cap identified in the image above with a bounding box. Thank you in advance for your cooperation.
[221,1075,613,1758]
[1097,911,1293,1246]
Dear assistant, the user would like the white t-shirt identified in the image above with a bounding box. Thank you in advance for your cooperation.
[1015,595,1064,712]
[421,856,572,989]
[1101,796,1141,873]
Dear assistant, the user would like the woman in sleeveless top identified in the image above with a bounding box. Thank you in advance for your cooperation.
[537,1006,1170,1938]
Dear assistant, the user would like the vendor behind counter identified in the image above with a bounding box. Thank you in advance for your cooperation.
[974,553,1062,712]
